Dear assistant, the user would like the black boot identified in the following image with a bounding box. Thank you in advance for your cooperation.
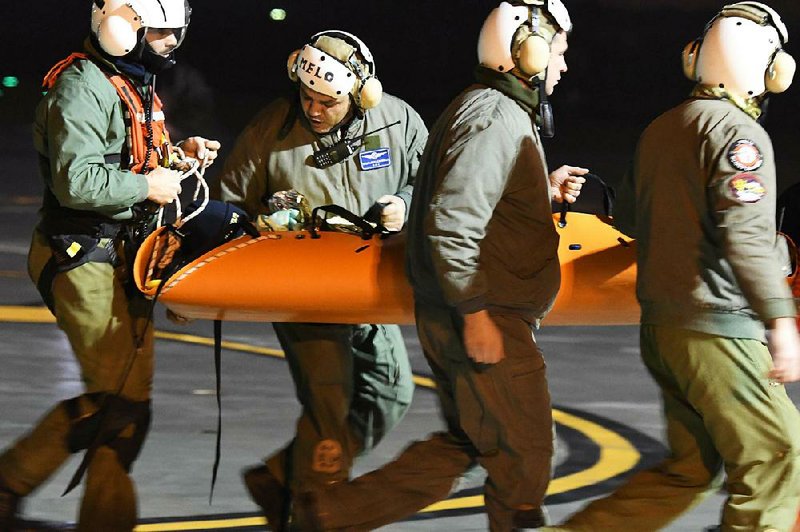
[512,506,549,530]
[0,482,20,532]
[292,490,325,532]
[243,465,289,532]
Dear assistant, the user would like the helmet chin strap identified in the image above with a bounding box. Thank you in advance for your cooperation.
[125,28,177,74]
[140,45,176,73]
[756,95,770,125]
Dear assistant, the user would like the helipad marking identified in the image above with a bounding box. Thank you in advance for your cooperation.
[0,306,641,529]
[0,305,55,323]
[150,328,639,525]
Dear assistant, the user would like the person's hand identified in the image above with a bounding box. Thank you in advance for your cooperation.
[178,136,221,168]
[767,317,800,383]
[145,166,182,205]
[376,195,406,232]
[550,165,588,203]
[463,310,505,364]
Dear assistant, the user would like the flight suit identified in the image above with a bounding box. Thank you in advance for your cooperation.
[306,65,559,532]
[218,92,427,489]
[556,96,800,531]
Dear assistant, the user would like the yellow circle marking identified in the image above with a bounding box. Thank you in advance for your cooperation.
[0,306,640,528]
[155,328,640,519]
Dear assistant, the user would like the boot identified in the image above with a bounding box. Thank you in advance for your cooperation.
[512,506,549,530]
[0,482,21,532]
[243,465,289,532]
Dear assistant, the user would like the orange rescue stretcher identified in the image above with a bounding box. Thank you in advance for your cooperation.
[132,210,639,326]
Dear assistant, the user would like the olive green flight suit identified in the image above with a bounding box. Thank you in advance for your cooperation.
[0,42,156,531]
[553,96,800,532]
[218,93,427,490]
[306,66,559,531]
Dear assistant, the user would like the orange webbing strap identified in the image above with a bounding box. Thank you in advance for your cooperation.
[42,53,89,90]
[102,74,170,174]
[42,52,171,174]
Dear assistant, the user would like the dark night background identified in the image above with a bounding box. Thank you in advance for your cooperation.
[2,0,800,194]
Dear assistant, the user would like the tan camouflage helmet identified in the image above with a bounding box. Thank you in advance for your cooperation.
[287,30,383,111]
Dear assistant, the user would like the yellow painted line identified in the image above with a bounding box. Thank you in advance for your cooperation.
[155,329,437,389]
[154,330,285,358]
[0,309,460,395]
[549,409,639,492]
[0,305,55,323]
[155,330,641,518]
[419,409,640,513]
[0,307,642,527]
[136,516,266,531]
[413,375,436,388]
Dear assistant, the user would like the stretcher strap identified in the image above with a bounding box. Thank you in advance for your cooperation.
[310,203,389,239]
[209,319,223,504]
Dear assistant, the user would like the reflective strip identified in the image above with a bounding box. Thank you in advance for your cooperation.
[137,111,166,122]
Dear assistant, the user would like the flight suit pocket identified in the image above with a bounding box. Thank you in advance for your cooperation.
[507,355,551,446]
[454,367,501,455]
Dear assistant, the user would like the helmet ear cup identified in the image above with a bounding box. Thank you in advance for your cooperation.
[518,34,551,76]
[286,49,301,82]
[358,77,383,110]
[682,39,701,81]
[765,50,796,93]
[97,14,139,56]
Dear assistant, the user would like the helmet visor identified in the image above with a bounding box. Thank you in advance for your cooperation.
[145,26,187,55]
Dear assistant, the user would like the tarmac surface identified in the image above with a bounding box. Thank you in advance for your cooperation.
[0,121,798,532]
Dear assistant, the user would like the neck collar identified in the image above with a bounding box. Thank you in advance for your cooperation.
[691,85,763,120]
[474,65,540,116]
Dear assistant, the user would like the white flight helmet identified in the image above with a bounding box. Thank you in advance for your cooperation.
[91,0,191,57]
[478,0,572,78]
[683,2,796,96]
[287,30,383,112]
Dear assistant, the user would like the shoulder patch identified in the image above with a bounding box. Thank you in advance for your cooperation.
[729,173,766,203]
[728,139,763,172]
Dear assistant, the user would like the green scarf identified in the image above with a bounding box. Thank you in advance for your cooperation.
[474,65,539,116]
[691,85,763,120]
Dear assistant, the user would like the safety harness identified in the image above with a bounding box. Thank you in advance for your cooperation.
[42,52,173,174]
[36,52,177,495]
[36,52,177,312]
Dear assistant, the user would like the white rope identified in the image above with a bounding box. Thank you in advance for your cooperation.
[155,156,210,228]
[178,156,210,225]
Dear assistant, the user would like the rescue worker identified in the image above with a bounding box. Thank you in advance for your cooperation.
[0,1,220,530]
[216,30,427,530]
[546,2,800,531]
[291,2,587,530]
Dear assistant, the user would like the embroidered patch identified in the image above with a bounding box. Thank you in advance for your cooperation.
[728,139,763,171]
[359,148,391,171]
[312,439,343,474]
[729,173,766,203]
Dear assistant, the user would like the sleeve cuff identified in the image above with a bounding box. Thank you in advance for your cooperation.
[758,298,798,321]
[395,192,411,218]
[455,296,487,315]
[135,173,150,203]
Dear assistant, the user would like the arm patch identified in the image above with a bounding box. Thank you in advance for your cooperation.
[728,173,767,203]
[728,139,764,171]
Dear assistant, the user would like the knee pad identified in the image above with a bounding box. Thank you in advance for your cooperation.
[106,397,151,471]
[63,394,151,471]
[63,392,104,452]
